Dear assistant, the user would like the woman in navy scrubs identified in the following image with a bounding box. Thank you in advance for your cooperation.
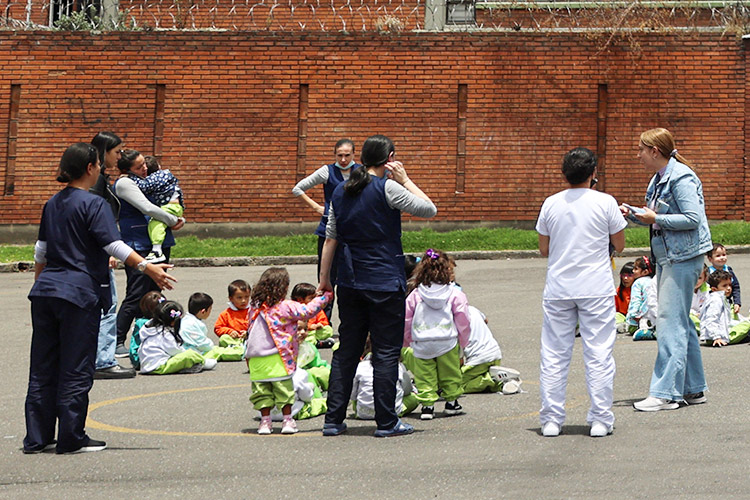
[23,143,175,455]
[318,135,437,437]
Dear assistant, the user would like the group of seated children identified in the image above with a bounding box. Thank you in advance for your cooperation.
[394,249,521,421]
[615,243,750,347]
[125,249,520,434]
[614,256,658,340]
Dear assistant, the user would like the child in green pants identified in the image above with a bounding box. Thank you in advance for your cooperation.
[403,249,471,421]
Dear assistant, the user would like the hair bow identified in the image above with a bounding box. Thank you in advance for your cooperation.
[170,309,182,319]
[425,248,440,260]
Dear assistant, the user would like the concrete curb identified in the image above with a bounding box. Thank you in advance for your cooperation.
[6,245,750,273]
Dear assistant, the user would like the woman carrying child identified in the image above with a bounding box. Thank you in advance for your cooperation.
[24,143,174,454]
[622,128,712,412]
[245,267,332,435]
[404,249,471,420]
[138,301,216,374]
[114,150,185,356]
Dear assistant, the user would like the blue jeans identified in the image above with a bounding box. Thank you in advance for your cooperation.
[649,238,707,400]
[95,269,118,370]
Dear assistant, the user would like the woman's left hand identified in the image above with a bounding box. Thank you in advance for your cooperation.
[385,161,409,185]
[145,263,178,291]
[633,207,657,225]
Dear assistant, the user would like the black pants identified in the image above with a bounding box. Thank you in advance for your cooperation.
[115,247,170,345]
[317,235,336,324]
[24,296,98,453]
[325,287,405,430]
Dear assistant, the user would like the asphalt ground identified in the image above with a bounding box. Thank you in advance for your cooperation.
[2,256,750,499]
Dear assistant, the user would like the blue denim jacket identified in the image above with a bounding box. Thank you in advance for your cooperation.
[630,158,712,263]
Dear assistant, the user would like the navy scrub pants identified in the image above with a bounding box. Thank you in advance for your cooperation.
[325,287,405,430]
[116,247,170,345]
[24,296,99,453]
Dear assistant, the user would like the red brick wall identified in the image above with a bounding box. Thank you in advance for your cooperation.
[0,31,745,226]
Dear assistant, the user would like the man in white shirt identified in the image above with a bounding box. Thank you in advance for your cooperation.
[536,147,626,438]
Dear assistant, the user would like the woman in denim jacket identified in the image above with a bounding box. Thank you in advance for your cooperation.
[621,128,712,412]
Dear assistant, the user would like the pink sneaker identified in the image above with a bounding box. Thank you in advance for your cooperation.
[258,417,273,435]
[281,417,298,434]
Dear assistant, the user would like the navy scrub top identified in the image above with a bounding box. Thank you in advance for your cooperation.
[29,186,120,312]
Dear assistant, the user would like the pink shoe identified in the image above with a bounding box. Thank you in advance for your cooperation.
[281,417,298,434]
[258,416,273,435]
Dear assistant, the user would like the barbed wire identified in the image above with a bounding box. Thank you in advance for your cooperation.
[0,0,748,34]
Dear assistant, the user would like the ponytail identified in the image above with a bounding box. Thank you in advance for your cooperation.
[344,166,371,197]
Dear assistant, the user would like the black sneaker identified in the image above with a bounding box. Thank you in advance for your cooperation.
[420,406,434,420]
[685,392,707,405]
[145,251,166,264]
[316,338,336,349]
[94,364,136,379]
[445,400,464,416]
[22,440,57,454]
[114,343,129,358]
[59,438,107,454]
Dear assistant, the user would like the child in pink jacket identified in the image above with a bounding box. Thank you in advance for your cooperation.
[245,267,332,435]
[404,249,471,421]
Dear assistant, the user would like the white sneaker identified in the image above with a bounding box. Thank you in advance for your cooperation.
[633,396,679,412]
[202,358,218,370]
[541,421,560,437]
[258,417,273,435]
[281,418,298,434]
[502,379,522,395]
[489,366,521,384]
[590,421,613,437]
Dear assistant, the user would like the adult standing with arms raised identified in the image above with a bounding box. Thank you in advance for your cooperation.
[24,143,175,454]
[536,147,626,438]
[89,132,135,379]
[293,139,361,325]
[114,149,184,355]
[317,135,437,437]
[623,128,712,411]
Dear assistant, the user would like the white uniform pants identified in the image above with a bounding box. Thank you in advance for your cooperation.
[540,296,616,427]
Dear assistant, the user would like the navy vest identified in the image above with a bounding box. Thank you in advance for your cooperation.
[115,179,175,252]
[330,175,405,292]
[315,163,362,237]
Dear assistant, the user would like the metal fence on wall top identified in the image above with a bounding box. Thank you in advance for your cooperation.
[1,1,748,33]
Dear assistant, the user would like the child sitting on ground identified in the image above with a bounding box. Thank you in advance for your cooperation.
[351,337,418,420]
[129,291,165,371]
[245,267,332,435]
[258,367,328,422]
[614,262,635,333]
[214,279,251,348]
[690,265,710,332]
[700,270,750,347]
[625,256,658,340]
[139,300,216,374]
[404,249,471,421]
[291,282,334,349]
[707,243,742,314]
[132,155,184,263]
[461,305,521,395]
[180,292,244,361]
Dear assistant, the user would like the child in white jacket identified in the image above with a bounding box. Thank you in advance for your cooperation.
[700,269,750,347]
[625,257,658,341]
[139,301,216,374]
[404,249,471,420]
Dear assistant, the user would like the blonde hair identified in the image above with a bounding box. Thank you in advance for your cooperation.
[640,128,692,168]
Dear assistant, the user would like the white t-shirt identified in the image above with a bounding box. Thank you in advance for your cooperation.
[536,188,627,300]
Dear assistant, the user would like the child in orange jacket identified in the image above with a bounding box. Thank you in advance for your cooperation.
[214,279,251,348]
